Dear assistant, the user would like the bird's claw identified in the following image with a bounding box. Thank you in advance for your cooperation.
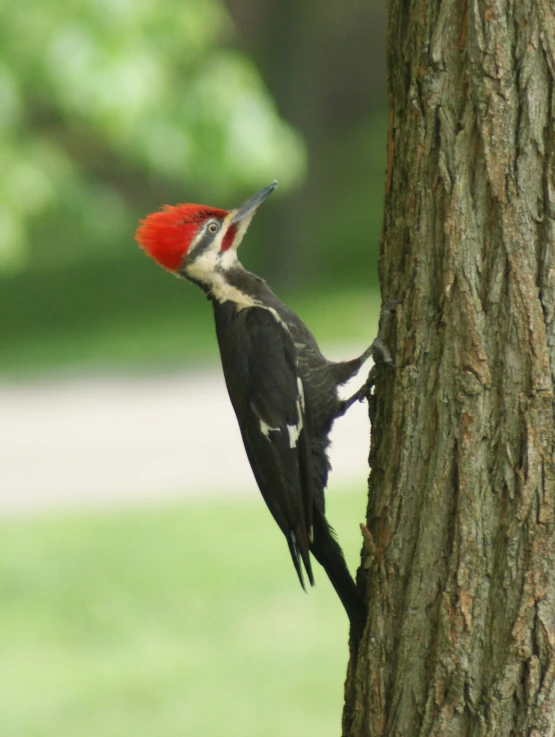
[366,300,400,370]
[336,300,400,419]
[356,367,377,401]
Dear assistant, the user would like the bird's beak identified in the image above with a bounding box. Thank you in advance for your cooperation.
[229,181,277,225]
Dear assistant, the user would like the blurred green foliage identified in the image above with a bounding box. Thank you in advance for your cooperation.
[0,109,386,377]
[0,0,305,273]
[0,0,388,377]
[0,489,364,737]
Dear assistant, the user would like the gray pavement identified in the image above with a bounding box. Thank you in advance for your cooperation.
[0,353,372,515]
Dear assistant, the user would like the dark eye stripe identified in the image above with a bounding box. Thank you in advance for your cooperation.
[188,231,215,260]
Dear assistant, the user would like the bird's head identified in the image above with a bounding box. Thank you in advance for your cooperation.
[135,181,277,282]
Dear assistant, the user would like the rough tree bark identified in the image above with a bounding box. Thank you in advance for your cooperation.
[343,1,555,735]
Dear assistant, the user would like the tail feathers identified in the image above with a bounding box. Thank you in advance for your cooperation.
[310,518,366,641]
[286,530,314,590]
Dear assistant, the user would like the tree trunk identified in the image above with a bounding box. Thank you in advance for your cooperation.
[343,1,555,735]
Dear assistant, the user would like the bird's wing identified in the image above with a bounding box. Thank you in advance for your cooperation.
[214,303,315,588]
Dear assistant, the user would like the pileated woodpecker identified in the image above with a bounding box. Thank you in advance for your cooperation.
[136,181,394,640]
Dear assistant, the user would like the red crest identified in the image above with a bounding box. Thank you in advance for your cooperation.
[135,204,228,271]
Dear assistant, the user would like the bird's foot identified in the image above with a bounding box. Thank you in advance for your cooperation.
[338,300,400,415]
[335,301,400,419]
[336,366,378,416]
[356,300,400,366]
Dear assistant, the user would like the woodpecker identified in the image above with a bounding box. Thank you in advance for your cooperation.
[136,181,393,640]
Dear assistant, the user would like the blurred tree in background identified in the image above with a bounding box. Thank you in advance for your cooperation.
[0,0,304,274]
[1,0,387,375]
[226,0,387,286]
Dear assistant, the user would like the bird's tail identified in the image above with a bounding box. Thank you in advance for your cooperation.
[310,513,366,642]
[286,528,314,590]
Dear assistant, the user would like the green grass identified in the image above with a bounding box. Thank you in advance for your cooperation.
[0,488,368,737]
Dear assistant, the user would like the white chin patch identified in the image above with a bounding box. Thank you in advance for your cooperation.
[184,245,222,284]
[184,245,257,309]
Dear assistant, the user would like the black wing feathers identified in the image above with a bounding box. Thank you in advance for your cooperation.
[213,303,315,587]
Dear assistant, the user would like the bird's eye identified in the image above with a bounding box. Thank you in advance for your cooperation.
[207,221,219,234]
